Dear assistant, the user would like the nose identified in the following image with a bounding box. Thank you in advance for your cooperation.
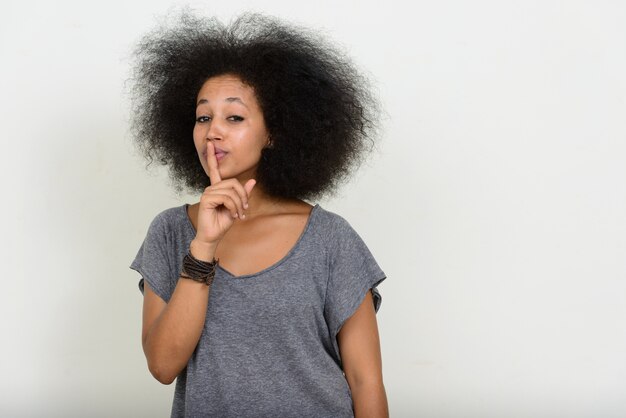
[206,119,224,142]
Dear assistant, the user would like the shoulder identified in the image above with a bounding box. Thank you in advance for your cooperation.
[312,205,362,244]
[147,204,193,241]
[314,205,349,227]
[145,204,190,235]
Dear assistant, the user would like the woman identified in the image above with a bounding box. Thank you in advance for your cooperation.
[129,12,388,418]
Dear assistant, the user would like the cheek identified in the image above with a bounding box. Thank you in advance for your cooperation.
[191,127,206,166]
[193,129,207,160]
[192,125,202,146]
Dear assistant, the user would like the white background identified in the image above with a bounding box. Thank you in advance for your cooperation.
[1,1,625,417]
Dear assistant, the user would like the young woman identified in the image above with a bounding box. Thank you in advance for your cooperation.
[129,12,388,418]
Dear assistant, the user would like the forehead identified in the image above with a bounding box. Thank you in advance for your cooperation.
[196,74,257,102]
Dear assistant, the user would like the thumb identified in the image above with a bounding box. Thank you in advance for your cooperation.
[244,179,257,195]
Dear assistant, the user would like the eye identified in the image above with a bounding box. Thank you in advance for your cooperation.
[196,116,211,123]
[228,115,244,122]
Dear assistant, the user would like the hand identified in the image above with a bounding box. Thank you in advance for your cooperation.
[195,141,256,246]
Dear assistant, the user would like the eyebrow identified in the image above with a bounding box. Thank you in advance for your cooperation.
[196,97,248,108]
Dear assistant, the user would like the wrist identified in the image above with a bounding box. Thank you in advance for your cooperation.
[189,239,218,262]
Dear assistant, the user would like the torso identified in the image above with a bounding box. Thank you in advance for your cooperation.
[186,200,314,277]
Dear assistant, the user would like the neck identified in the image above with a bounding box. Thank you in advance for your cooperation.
[244,184,287,217]
[244,182,309,219]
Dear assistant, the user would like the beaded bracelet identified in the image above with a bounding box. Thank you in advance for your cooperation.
[180,252,219,286]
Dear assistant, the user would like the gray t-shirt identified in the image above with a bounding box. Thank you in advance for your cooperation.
[130,203,386,418]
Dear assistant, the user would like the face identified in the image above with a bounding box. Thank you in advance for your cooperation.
[193,74,270,183]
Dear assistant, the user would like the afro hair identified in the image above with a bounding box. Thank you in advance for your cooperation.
[129,11,380,200]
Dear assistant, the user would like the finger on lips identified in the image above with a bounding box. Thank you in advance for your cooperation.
[204,143,258,220]
[206,141,221,184]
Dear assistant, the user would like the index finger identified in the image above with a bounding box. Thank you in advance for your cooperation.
[206,141,221,184]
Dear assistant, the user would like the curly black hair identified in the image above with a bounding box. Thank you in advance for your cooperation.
[129,11,380,200]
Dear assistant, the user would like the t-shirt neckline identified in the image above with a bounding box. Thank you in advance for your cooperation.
[181,203,320,279]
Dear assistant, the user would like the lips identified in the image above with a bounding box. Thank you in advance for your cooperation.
[203,147,228,162]
[214,148,227,161]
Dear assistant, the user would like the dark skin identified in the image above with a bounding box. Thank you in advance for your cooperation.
[141,74,388,417]
[185,195,312,277]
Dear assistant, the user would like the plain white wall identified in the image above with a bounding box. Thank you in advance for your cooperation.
[1,0,625,417]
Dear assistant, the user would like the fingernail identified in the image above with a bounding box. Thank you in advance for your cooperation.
[241,214,246,219]
[244,202,249,209]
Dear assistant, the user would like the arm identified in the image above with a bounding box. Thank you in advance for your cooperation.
[337,290,389,418]
[141,143,256,384]
[142,240,216,385]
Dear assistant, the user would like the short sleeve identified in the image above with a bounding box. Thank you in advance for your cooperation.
[323,216,387,365]
[129,213,175,302]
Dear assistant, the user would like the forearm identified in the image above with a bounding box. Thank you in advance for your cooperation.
[351,382,389,418]
[338,291,388,417]
[144,278,210,384]
[143,240,216,384]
